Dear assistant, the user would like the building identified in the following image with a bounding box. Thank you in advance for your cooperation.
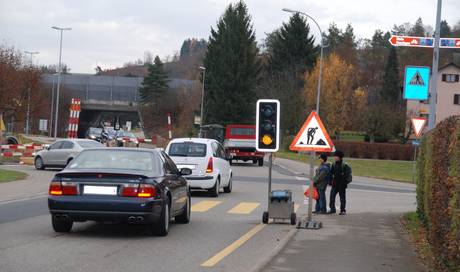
[407,63,460,135]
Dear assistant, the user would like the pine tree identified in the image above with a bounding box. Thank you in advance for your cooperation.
[202,1,261,125]
[139,56,169,112]
[380,47,400,106]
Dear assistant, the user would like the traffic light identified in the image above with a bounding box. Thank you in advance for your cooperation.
[256,99,280,152]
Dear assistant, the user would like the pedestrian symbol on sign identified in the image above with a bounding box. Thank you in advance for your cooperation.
[409,71,425,86]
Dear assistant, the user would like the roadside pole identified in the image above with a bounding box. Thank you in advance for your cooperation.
[428,0,442,130]
[412,146,418,184]
[267,153,273,210]
[307,151,315,221]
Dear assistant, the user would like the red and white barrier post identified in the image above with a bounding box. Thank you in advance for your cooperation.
[67,98,81,138]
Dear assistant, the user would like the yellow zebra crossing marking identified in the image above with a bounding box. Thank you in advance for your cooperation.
[191,200,222,212]
[227,202,260,214]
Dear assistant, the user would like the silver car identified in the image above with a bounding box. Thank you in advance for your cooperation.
[34,139,104,170]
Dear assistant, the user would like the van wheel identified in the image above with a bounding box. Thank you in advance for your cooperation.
[258,158,264,166]
[209,178,220,197]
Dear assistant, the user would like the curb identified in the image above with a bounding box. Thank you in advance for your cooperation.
[249,226,298,272]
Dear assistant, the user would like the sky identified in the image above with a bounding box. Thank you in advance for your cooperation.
[1,0,459,73]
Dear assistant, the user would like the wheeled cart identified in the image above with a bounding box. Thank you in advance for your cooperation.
[262,190,296,225]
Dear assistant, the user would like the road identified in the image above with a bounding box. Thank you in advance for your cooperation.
[0,160,417,272]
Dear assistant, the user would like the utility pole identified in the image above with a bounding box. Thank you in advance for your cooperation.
[199,66,206,137]
[51,26,72,139]
[428,0,442,130]
[24,51,39,135]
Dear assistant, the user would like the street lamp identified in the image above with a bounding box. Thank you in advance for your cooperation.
[51,26,71,139]
[24,51,39,135]
[282,8,325,226]
[199,66,206,137]
[282,8,324,114]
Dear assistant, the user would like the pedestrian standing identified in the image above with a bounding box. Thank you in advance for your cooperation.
[327,150,352,215]
[312,153,331,214]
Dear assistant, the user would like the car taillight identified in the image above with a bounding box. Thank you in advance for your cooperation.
[121,184,139,197]
[206,157,213,173]
[49,181,63,195]
[49,181,77,195]
[138,184,156,198]
[121,184,156,198]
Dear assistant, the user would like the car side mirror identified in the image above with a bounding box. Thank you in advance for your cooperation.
[45,145,51,150]
[180,168,192,176]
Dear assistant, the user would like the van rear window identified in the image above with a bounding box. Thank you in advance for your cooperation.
[230,128,255,136]
[168,142,207,157]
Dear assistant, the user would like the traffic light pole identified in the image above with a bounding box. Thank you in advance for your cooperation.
[267,153,273,211]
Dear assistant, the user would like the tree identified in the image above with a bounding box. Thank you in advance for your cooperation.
[324,23,342,54]
[202,1,261,125]
[410,18,426,36]
[304,53,363,137]
[139,56,170,113]
[261,13,319,135]
[380,46,401,106]
[440,20,452,37]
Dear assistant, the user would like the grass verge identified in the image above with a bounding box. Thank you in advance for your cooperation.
[0,168,27,183]
[276,151,413,183]
[401,212,437,271]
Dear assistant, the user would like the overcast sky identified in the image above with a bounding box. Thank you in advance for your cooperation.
[1,0,459,73]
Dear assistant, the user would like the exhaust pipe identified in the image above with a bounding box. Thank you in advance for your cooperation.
[128,216,136,223]
[136,216,144,222]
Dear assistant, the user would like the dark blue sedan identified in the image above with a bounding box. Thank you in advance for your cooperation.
[48,148,191,236]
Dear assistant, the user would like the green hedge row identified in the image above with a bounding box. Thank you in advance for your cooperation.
[416,116,460,271]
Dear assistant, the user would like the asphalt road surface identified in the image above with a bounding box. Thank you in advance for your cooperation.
[0,161,416,272]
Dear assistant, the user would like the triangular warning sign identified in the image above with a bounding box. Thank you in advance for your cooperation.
[289,111,334,152]
[411,117,427,138]
[409,71,425,86]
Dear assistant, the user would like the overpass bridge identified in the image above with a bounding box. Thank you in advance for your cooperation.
[41,73,194,137]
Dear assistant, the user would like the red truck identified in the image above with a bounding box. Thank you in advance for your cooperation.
[223,124,265,166]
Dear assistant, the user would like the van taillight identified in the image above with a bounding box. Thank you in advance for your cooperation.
[206,157,213,173]
[49,181,77,195]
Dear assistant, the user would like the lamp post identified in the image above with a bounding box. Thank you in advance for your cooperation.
[282,8,325,226]
[51,26,71,139]
[24,51,39,135]
[199,66,206,137]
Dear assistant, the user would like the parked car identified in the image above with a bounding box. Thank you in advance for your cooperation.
[34,139,104,170]
[48,148,191,236]
[165,138,232,197]
[85,127,103,142]
[115,130,139,147]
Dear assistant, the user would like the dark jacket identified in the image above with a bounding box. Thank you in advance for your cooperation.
[331,161,352,189]
[313,162,330,190]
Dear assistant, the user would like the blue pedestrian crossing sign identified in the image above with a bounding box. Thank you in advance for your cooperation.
[403,66,430,100]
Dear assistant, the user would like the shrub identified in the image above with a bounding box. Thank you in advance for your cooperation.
[334,141,414,161]
[416,116,460,271]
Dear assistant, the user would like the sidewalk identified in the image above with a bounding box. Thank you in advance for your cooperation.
[259,157,424,272]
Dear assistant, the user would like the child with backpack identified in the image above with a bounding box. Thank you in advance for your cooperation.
[313,153,331,214]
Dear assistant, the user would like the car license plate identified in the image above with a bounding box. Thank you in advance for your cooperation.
[176,164,196,170]
[83,185,117,195]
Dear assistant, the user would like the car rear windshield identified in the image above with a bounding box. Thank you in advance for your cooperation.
[230,127,255,136]
[89,128,102,134]
[77,141,104,148]
[68,150,160,173]
[168,142,207,157]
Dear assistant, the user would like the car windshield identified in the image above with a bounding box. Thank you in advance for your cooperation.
[120,132,136,138]
[68,150,160,173]
[77,141,104,148]
[168,142,207,157]
[89,128,102,134]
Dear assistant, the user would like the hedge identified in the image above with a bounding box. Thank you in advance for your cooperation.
[416,116,460,271]
[333,140,414,161]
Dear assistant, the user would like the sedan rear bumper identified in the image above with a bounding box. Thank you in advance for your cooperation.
[48,196,163,223]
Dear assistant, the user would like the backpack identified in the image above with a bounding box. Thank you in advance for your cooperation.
[324,163,333,185]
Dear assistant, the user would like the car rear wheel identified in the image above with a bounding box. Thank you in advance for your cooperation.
[52,216,73,232]
[153,199,170,236]
[258,158,264,167]
[209,178,220,197]
[223,174,232,193]
[175,194,190,224]
[34,157,45,170]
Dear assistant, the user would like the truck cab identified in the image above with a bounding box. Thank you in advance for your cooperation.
[223,124,264,166]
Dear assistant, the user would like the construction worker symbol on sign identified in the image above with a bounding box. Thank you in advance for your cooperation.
[289,111,334,152]
[409,71,425,86]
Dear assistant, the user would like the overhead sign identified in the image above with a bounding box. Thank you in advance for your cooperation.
[389,35,460,48]
[289,111,334,152]
[404,66,430,100]
[411,117,427,138]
